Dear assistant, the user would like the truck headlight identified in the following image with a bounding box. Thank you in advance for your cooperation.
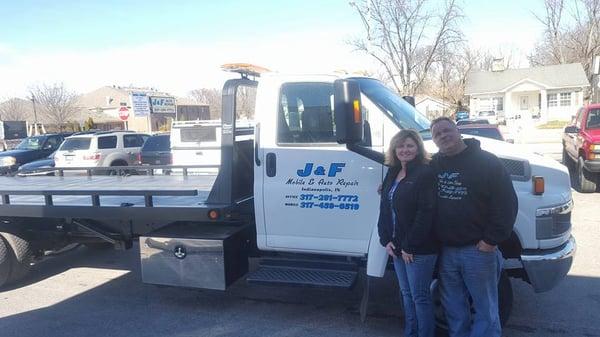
[591,144,600,152]
[0,156,16,167]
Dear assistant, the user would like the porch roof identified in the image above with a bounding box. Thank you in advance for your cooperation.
[465,63,590,95]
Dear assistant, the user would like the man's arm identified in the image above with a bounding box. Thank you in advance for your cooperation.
[483,156,518,246]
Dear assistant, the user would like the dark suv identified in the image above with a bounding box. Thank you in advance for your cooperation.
[138,134,171,165]
[0,133,67,175]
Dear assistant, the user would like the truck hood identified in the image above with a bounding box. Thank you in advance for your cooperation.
[0,149,32,158]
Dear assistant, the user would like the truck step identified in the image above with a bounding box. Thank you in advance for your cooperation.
[246,258,358,289]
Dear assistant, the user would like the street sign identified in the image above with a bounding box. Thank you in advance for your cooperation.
[131,92,151,117]
[119,106,130,121]
[150,96,176,114]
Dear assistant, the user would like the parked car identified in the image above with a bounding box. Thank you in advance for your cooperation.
[16,152,56,176]
[455,111,469,121]
[476,110,498,124]
[54,131,150,174]
[138,133,171,165]
[0,133,66,175]
[456,118,490,126]
[458,124,512,142]
[562,104,600,192]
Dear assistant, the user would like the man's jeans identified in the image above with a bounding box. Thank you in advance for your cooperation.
[439,245,503,337]
[393,254,438,337]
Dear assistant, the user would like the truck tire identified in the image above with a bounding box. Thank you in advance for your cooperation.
[562,148,571,167]
[0,237,11,287]
[0,232,33,284]
[577,157,597,193]
[432,271,513,334]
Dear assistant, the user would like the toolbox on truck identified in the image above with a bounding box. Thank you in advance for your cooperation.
[140,223,250,290]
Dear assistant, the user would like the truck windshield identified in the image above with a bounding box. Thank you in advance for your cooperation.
[587,108,600,129]
[15,136,45,150]
[354,78,430,134]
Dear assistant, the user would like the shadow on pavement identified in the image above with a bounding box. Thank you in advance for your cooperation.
[0,245,404,337]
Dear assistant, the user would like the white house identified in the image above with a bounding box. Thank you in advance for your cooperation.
[465,63,590,122]
[415,95,453,119]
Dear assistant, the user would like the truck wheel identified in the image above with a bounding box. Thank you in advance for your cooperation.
[432,271,513,333]
[0,237,11,287]
[562,148,571,167]
[0,232,33,284]
[577,157,597,193]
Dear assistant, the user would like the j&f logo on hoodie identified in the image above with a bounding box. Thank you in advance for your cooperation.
[438,172,468,200]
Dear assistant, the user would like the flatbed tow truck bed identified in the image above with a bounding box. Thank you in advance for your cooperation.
[0,174,243,222]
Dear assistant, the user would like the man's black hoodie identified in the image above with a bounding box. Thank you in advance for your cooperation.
[430,138,518,247]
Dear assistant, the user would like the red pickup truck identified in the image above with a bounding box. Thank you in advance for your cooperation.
[562,104,600,192]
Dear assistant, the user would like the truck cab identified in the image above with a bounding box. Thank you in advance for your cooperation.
[254,75,574,294]
[563,104,600,192]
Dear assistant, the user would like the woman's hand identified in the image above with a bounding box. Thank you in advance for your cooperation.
[401,250,414,264]
[385,242,396,257]
[377,184,383,195]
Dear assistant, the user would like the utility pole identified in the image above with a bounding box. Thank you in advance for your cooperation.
[30,93,39,135]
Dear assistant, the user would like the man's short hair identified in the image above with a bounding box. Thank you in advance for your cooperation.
[430,116,456,129]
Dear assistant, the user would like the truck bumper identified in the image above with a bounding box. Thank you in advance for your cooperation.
[521,235,576,293]
[583,159,600,172]
[0,165,17,175]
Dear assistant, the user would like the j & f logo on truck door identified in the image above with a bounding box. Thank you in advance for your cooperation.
[297,163,345,177]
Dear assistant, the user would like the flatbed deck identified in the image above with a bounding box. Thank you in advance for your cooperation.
[0,174,246,222]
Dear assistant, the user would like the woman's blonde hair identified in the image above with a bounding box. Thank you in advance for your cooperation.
[385,129,430,167]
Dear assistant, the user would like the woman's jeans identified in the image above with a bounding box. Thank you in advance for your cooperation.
[393,254,438,337]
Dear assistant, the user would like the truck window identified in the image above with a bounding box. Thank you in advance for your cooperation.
[123,134,144,148]
[586,108,600,129]
[277,82,336,144]
[180,126,217,143]
[60,137,91,151]
[98,136,117,149]
[44,136,61,150]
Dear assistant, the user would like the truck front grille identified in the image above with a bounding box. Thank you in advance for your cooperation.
[536,200,573,240]
[500,158,530,181]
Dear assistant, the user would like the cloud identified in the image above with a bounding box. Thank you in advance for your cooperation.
[0,29,375,99]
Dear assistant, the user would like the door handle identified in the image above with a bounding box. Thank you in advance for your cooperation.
[254,123,261,166]
[266,152,276,177]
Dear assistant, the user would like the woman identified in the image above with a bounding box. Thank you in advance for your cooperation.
[377,129,438,337]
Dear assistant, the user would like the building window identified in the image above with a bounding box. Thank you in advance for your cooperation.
[493,97,503,111]
[560,92,571,106]
[548,94,558,107]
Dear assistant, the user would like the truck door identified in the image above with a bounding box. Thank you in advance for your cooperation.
[260,82,384,255]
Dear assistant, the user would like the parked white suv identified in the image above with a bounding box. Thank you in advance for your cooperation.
[55,131,149,172]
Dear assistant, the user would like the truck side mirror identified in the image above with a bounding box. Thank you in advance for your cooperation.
[564,125,579,134]
[334,79,364,144]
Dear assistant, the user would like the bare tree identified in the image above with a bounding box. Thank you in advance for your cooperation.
[0,98,32,121]
[531,0,567,65]
[29,83,79,129]
[188,88,222,119]
[529,0,600,82]
[429,46,480,108]
[236,86,256,120]
[350,0,464,95]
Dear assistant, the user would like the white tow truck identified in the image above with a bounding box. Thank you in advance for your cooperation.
[0,67,575,329]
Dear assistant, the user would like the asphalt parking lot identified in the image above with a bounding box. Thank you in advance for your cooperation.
[0,147,598,337]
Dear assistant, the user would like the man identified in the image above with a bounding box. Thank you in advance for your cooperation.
[429,117,518,337]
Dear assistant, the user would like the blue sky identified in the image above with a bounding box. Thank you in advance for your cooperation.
[0,0,547,97]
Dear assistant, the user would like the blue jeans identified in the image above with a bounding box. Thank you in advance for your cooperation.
[393,254,437,337]
[439,245,503,337]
